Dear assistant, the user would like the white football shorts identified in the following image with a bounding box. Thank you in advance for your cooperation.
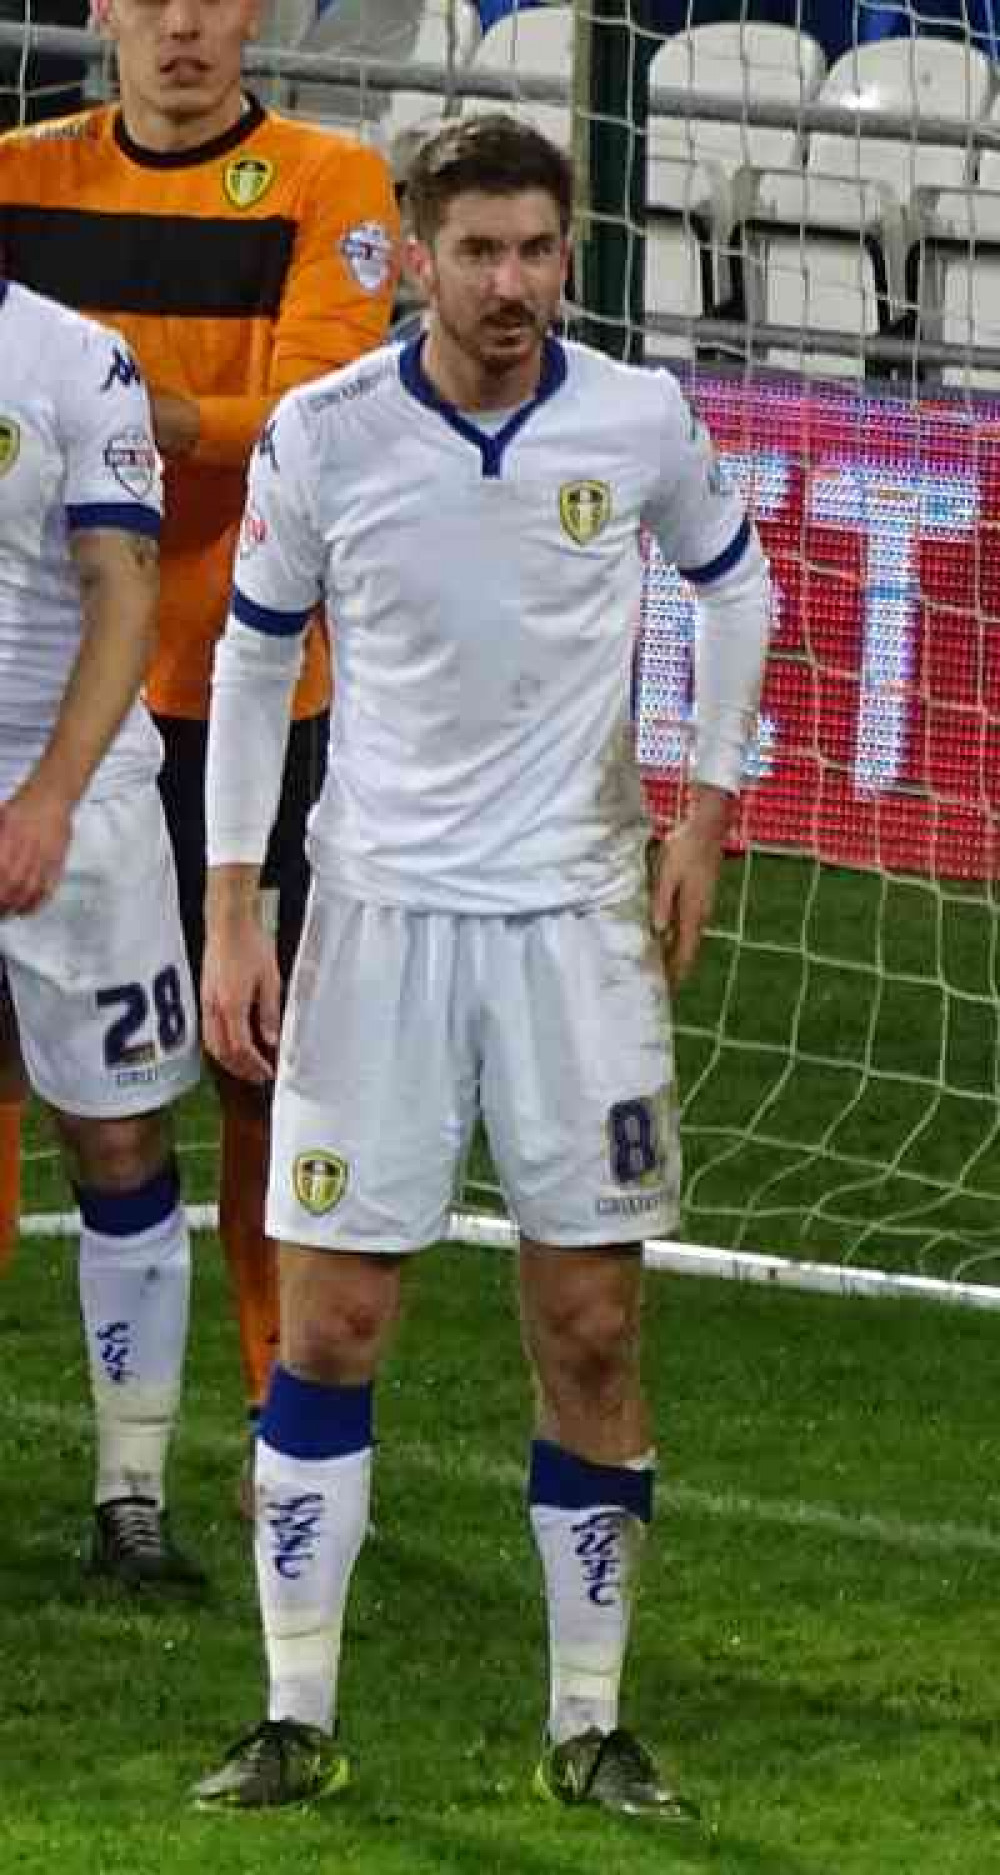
[267,888,681,1254]
[0,785,199,1117]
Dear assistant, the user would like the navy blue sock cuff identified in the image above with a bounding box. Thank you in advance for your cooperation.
[75,1159,181,1237]
[529,1438,654,1523]
[261,1366,373,1461]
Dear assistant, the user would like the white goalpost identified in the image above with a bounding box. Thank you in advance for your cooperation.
[5,1,1000,1309]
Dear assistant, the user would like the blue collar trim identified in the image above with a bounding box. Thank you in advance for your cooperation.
[397,332,567,477]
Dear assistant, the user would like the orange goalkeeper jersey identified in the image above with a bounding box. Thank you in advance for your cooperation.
[0,99,399,717]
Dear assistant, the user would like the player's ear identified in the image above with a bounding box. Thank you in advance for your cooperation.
[90,0,113,32]
[242,0,264,42]
[403,233,434,303]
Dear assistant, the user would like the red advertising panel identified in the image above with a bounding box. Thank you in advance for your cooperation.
[637,373,1000,880]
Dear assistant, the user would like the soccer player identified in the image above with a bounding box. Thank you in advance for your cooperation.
[0,280,202,1586]
[193,114,771,1815]
[0,0,399,1464]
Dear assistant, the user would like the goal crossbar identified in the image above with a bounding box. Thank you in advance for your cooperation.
[16,1200,1000,1311]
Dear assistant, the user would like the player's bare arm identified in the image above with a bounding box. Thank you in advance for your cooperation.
[0,527,158,915]
[202,862,281,1085]
[149,387,200,457]
[651,783,735,993]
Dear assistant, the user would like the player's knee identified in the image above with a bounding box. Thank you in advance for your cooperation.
[283,1298,394,1383]
[281,1257,400,1384]
[537,1292,638,1409]
[52,1109,172,1193]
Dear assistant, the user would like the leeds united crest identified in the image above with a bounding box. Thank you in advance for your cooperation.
[559,479,611,545]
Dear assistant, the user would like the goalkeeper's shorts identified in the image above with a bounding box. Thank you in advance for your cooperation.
[267,886,681,1254]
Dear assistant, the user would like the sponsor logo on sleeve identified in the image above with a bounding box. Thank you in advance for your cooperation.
[558,479,611,545]
[223,155,275,208]
[239,503,267,557]
[338,220,393,293]
[25,116,91,142]
[306,361,391,413]
[100,346,142,394]
[0,418,20,475]
[103,427,157,500]
[293,1150,348,1216]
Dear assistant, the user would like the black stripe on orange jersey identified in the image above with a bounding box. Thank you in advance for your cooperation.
[1,205,294,317]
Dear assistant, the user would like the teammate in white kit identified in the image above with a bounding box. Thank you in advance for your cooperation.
[194,115,771,1815]
[0,281,202,1589]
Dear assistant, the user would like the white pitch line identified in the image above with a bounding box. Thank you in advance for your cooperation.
[395,1439,1000,1559]
[667,1484,1000,1558]
[6,1399,998,1561]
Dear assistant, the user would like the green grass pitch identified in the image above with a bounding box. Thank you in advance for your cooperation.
[7,845,1000,1868]
[1,1230,999,1873]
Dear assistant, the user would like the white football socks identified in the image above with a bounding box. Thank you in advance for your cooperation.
[529,1441,655,1744]
[256,1436,371,1735]
[79,1189,191,1509]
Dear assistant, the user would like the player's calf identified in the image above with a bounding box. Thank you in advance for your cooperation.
[52,1110,205,1592]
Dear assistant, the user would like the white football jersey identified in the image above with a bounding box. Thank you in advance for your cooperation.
[225,335,755,914]
[0,280,163,805]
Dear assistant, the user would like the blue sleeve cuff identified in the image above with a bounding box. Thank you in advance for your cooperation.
[679,514,751,586]
[232,586,313,637]
[65,501,161,537]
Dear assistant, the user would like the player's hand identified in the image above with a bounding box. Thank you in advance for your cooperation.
[650,786,733,993]
[201,917,281,1084]
[149,388,199,458]
[0,780,74,915]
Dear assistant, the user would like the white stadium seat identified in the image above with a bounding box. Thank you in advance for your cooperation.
[644,160,734,359]
[469,5,574,153]
[746,36,992,378]
[648,22,827,179]
[278,0,481,146]
[914,99,1000,390]
[376,4,483,172]
[644,214,714,361]
[647,23,826,337]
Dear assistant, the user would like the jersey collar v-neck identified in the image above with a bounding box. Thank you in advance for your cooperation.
[397,330,567,478]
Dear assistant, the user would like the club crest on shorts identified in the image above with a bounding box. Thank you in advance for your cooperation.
[223,155,274,209]
[293,1150,348,1215]
[0,417,20,475]
[559,479,611,545]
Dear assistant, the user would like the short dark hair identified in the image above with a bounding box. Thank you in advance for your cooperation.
[406,112,574,242]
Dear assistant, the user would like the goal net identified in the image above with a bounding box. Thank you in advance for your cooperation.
[6,0,1000,1300]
